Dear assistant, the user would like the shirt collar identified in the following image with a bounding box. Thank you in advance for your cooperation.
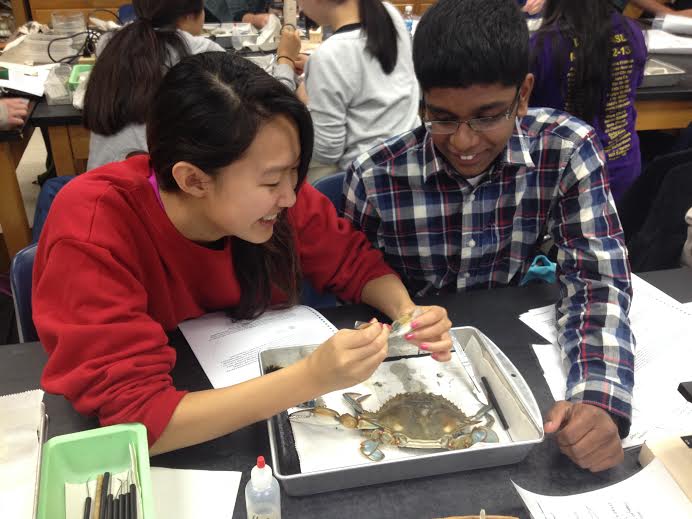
[421,117,535,185]
[499,117,536,170]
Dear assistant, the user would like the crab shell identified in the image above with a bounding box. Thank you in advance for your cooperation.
[359,392,482,448]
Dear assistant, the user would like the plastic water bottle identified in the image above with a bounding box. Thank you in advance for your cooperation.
[404,5,414,35]
[245,456,281,519]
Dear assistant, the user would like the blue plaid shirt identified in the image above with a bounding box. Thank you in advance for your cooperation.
[343,108,636,431]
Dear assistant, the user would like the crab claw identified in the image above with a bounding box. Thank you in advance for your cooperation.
[343,392,371,414]
[360,439,385,462]
[288,407,359,428]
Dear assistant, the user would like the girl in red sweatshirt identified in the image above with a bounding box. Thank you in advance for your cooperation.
[33,51,452,454]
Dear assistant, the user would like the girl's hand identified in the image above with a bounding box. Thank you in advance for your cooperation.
[522,0,545,15]
[277,27,302,63]
[399,306,453,362]
[306,320,389,393]
[294,53,309,75]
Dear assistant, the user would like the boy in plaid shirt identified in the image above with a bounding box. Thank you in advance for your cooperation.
[343,0,635,472]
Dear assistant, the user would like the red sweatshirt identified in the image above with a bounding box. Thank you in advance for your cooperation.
[33,155,394,445]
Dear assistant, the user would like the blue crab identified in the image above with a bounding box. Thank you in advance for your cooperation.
[289,392,500,461]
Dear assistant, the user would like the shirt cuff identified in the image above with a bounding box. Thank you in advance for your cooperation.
[272,63,297,91]
[565,378,632,438]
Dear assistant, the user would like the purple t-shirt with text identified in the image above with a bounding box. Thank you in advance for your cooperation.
[530,14,647,201]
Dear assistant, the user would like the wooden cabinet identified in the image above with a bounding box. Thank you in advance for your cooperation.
[389,0,438,16]
[29,0,128,25]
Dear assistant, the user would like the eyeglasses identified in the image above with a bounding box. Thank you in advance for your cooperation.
[424,87,522,135]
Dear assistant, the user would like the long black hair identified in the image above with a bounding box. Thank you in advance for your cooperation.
[84,0,204,135]
[147,51,314,320]
[333,0,398,74]
[532,0,637,123]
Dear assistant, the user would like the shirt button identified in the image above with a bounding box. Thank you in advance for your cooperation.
[464,272,471,278]
[468,239,476,248]
[468,194,475,202]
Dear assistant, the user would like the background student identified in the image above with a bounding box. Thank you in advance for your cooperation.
[521,0,692,17]
[344,0,635,473]
[34,52,452,455]
[83,0,302,171]
[205,0,270,22]
[298,0,420,183]
[529,0,647,202]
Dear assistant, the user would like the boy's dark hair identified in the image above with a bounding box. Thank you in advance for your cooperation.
[413,0,529,90]
[148,51,314,320]
[84,0,204,136]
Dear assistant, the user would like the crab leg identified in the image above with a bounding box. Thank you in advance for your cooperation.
[288,407,360,428]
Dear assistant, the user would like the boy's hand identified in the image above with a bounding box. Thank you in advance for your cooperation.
[544,401,624,472]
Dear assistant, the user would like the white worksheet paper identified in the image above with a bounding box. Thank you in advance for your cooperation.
[180,305,337,388]
[522,275,692,448]
[512,458,692,519]
[151,467,242,519]
[0,389,44,519]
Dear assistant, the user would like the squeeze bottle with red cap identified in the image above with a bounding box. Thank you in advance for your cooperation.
[245,456,281,519]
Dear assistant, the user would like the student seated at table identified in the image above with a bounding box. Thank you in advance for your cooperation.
[298,0,420,183]
[33,52,451,455]
[529,0,646,202]
[84,0,302,171]
[343,0,635,472]
[524,0,692,17]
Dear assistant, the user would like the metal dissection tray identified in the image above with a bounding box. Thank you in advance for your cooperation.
[641,58,686,88]
[259,327,544,496]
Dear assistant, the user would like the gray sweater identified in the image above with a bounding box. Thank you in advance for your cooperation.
[87,30,295,171]
[305,2,420,170]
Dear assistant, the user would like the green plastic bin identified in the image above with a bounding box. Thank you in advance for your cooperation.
[68,64,93,91]
[36,423,155,519]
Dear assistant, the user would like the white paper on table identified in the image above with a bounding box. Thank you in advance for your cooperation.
[646,28,692,54]
[180,305,337,389]
[524,275,692,448]
[150,467,241,519]
[0,389,44,519]
[660,14,692,36]
[512,458,692,519]
[0,61,56,96]
[290,354,511,473]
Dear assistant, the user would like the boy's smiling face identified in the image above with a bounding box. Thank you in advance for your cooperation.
[424,75,533,178]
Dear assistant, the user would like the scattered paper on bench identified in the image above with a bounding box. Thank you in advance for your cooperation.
[512,458,692,519]
[522,275,692,448]
[181,305,337,388]
[646,29,692,54]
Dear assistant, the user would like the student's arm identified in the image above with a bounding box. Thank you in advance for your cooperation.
[272,30,301,91]
[304,44,358,165]
[547,132,635,471]
[151,324,389,454]
[630,0,678,16]
[34,238,390,454]
[290,184,453,359]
